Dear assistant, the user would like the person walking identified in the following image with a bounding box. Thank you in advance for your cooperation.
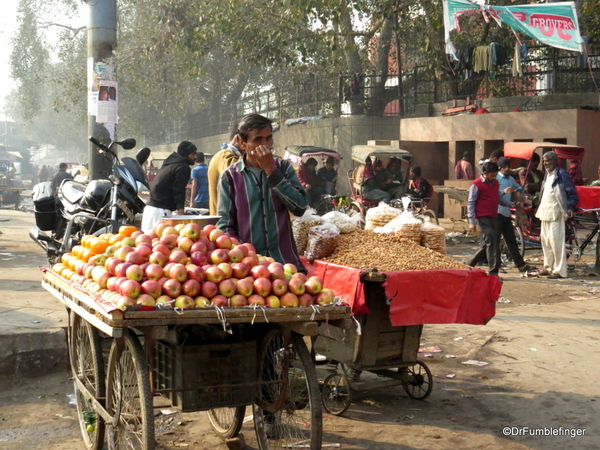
[217,114,307,272]
[141,141,197,232]
[51,163,73,194]
[535,151,578,279]
[190,152,209,209]
[38,165,49,183]
[455,151,474,180]
[496,157,533,273]
[467,161,513,276]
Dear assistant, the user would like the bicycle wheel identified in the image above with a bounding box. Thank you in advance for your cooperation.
[207,407,245,439]
[322,372,351,416]
[70,314,106,450]
[105,329,155,450]
[402,361,433,400]
[254,331,323,450]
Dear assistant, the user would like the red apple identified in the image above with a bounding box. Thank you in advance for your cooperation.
[182,279,201,297]
[241,243,256,254]
[114,245,134,262]
[229,294,248,307]
[105,245,118,257]
[174,295,195,309]
[120,279,141,299]
[90,254,107,267]
[153,243,171,257]
[155,294,173,307]
[159,233,178,250]
[217,262,233,279]
[251,264,270,280]
[190,241,208,255]
[236,243,249,257]
[247,294,265,306]
[232,262,250,279]
[126,264,144,282]
[163,262,174,278]
[186,264,204,283]
[215,234,232,249]
[135,234,152,246]
[169,250,189,265]
[162,226,179,236]
[269,266,286,281]
[298,293,315,307]
[154,222,168,237]
[134,245,152,259]
[169,263,188,282]
[253,278,272,297]
[106,276,119,292]
[209,228,224,242]
[201,281,219,299]
[145,263,164,281]
[141,280,162,299]
[236,278,254,297]
[291,272,308,284]
[316,288,334,306]
[228,247,244,263]
[241,256,258,268]
[219,279,237,297]
[162,279,182,298]
[157,276,169,288]
[136,294,156,307]
[115,262,133,278]
[304,276,323,295]
[265,295,281,308]
[203,224,217,236]
[210,295,229,307]
[125,250,144,265]
[183,223,201,239]
[288,277,306,296]
[149,251,168,267]
[205,266,225,284]
[271,278,289,296]
[211,248,229,264]
[280,292,299,307]
[177,236,194,254]
[105,257,121,276]
[190,251,208,267]
[116,295,136,310]
[283,263,298,275]
[114,276,128,292]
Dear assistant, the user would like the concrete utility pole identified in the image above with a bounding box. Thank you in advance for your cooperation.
[87,0,117,180]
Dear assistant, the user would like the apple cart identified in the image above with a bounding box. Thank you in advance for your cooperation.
[41,268,351,450]
[309,261,502,416]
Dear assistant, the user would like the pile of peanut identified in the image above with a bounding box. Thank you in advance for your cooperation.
[321,230,468,272]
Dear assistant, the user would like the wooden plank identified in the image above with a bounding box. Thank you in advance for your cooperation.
[281,321,318,336]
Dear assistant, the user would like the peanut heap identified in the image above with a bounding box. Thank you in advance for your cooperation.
[321,230,469,272]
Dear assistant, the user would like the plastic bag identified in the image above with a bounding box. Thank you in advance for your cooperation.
[305,222,340,261]
[292,208,323,255]
[421,221,446,254]
[383,199,422,244]
[322,211,358,234]
[365,202,402,231]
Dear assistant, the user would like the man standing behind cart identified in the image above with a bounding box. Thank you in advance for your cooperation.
[467,161,514,276]
[217,114,308,272]
[535,151,578,279]
[207,127,242,215]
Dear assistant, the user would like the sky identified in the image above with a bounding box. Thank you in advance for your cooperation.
[0,0,19,116]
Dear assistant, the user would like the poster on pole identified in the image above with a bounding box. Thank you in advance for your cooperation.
[96,81,119,124]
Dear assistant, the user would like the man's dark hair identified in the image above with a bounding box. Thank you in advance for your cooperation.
[237,114,272,142]
[196,152,205,163]
[177,141,197,157]
[411,165,422,176]
[463,151,471,158]
[489,149,504,160]
[532,152,541,163]
[305,157,318,167]
[325,156,335,165]
[229,122,240,140]
[59,162,68,170]
[482,161,499,174]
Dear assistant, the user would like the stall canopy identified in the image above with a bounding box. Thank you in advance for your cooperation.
[444,0,584,60]
[503,142,584,161]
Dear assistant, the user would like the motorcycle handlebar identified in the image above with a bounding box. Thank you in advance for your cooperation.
[89,136,118,158]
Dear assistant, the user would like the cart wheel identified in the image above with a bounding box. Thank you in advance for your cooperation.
[70,314,106,450]
[105,329,155,450]
[207,406,245,439]
[402,361,433,400]
[416,209,439,225]
[321,372,351,416]
[254,331,323,450]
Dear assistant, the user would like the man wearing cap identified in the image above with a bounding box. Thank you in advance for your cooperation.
[141,140,197,232]
[497,157,533,273]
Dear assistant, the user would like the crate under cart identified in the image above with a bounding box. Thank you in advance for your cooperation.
[152,339,257,412]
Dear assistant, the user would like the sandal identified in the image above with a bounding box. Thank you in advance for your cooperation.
[538,269,550,276]
[518,264,534,273]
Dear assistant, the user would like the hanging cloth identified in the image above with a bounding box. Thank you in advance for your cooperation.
[473,46,490,73]
[512,41,522,77]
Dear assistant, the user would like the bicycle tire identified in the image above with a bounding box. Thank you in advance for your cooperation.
[207,407,245,439]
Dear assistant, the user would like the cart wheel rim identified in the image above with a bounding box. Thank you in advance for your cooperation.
[321,373,351,416]
[403,361,433,400]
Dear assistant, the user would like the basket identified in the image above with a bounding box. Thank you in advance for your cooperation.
[153,340,257,412]
[163,215,221,227]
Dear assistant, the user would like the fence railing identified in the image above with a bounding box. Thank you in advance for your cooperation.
[152,44,600,144]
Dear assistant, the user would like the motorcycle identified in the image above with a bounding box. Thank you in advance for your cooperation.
[30,137,151,264]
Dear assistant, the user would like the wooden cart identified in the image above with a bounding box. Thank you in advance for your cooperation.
[42,270,351,450]
[314,271,433,416]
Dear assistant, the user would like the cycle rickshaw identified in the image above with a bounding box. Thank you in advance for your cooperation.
[348,145,438,224]
[501,142,599,265]
[283,145,345,214]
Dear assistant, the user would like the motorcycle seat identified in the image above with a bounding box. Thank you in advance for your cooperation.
[61,180,87,205]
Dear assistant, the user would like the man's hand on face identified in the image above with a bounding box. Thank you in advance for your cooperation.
[252,145,276,176]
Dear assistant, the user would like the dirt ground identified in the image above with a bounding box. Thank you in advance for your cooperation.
[1,235,599,450]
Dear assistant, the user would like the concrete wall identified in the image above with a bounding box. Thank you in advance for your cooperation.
[148,116,401,196]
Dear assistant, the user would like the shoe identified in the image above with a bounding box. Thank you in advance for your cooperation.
[499,268,507,274]
[518,264,534,273]
[548,273,565,279]
[538,270,550,276]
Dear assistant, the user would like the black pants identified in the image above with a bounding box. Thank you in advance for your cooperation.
[468,216,501,275]
[498,214,525,268]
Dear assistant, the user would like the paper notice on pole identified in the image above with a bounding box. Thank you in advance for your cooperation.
[96,80,118,123]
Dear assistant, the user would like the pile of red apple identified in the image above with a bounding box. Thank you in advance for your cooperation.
[54,222,335,311]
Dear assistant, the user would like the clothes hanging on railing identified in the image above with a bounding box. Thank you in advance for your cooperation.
[578,36,592,69]
[473,46,490,73]
[512,42,522,77]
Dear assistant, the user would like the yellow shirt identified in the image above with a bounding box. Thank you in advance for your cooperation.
[207,149,242,215]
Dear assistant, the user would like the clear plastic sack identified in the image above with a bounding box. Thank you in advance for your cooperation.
[292,208,323,255]
[365,202,402,231]
[305,222,340,261]
[322,211,359,233]
[421,221,446,254]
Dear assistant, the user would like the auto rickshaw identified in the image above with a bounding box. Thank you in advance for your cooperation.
[283,145,343,213]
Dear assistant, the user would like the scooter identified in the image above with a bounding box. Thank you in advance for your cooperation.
[30,137,151,264]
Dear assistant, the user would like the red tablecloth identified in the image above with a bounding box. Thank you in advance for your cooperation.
[576,186,600,211]
[305,259,501,326]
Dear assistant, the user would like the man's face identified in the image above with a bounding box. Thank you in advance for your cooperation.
[242,127,273,165]
[543,156,557,172]
[483,171,498,182]
[409,171,416,180]
[500,165,511,175]
[187,151,197,165]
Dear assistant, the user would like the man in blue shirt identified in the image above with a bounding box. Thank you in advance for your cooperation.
[190,152,209,209]
[497,157,532,273]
